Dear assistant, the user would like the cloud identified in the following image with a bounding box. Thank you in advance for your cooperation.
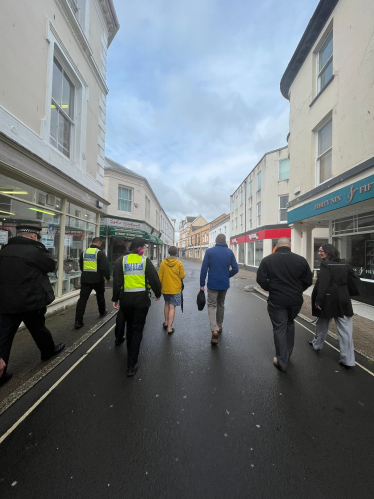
[106,0,318,225]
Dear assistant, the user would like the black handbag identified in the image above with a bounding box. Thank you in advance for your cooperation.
[181,279,184,313]
[196,289,206,311]
[347,272,365,297]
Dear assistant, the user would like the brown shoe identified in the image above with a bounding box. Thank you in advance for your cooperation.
[211,331,219,345]
[218,327,223,333]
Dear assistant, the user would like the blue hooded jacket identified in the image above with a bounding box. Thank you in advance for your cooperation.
[200,242,239,290]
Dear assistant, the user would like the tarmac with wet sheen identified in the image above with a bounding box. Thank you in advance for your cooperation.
[1,258,374,499]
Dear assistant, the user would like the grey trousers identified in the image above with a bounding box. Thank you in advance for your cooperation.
[312,316,355,366]
[207,288,227,332]
[267,302,301,371]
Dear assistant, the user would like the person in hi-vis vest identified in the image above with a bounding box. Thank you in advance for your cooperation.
[74,237,110,329]
[112,237,161,377]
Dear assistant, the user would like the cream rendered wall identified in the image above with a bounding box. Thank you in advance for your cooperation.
[261,147,289,226]
[288,0,374,202]
[0,0,110,195]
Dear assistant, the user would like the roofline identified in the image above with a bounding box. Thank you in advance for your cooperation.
[99,0,120,47]
[230,145,288,197]
[280,0,339,100]
[211,215,230,230]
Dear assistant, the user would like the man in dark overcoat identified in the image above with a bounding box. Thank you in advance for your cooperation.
[0,225,65,386]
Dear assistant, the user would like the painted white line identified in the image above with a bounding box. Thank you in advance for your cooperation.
[0,324,115,445]
[252,292,374,377]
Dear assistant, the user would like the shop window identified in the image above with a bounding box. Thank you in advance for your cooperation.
[317,30,333,93]
[279,159,290,181]
[257,202,261,226]
[50,57,75,158]
[279,195,288,222]
[238,244,244,264]
[247,241,255,266]
[255,240,263,266]
[118,186,132,213]
[333,233,374,283]
[257,172,261,191]
[317,119,332,184]
[248,208,252,229]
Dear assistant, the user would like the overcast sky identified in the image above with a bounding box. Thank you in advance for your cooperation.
[105,0,318,229]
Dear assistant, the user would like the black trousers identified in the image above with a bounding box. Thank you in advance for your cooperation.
[267,301,301,371]
[120,305,149,368]
[115,308,126,341]
[75,281,106,322]
[0,308,55,376]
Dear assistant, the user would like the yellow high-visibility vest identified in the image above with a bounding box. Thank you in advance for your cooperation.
[83,248,99,272]
[123,254,147,292]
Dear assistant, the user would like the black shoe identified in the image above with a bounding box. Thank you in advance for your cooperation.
[100,310,108,318]
[339,360,353,371]
[115,337,125,346]
[273,357,286,373]
[127,364,138,377]
[74,321,84,329]
[41,343,65,361]
[0,372,13,386]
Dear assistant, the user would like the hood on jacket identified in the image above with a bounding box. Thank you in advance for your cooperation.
[164,257,179,267]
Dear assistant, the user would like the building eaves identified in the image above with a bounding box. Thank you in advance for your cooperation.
[280,0,339,100]
[211,215,230,230]
[98,0,120,46]
[186,216,198,222]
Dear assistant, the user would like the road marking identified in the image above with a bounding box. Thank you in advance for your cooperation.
[252,292,374,377]
[0,324,115,445]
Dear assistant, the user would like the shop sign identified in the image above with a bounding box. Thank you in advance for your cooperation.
[288,174,374,223]
[100,218,152,233]
[0,230,8,245]
[248,233,258,240]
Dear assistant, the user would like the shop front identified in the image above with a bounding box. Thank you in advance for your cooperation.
[230,227,291,271]
[288,173,374,305]
[100,217,163,273]
[0,170,102,301]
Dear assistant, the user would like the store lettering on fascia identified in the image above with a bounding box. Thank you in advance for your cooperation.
[288,174,374,305]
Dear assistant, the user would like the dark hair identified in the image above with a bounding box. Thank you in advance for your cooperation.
[168,246,178,256]
[216,233,226,243]
[92,237,102,244]
[321,243,340,262]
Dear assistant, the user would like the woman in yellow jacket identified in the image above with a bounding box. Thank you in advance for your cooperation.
[158,246,185,334]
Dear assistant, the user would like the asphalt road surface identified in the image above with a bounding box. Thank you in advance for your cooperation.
[1,259,374,499]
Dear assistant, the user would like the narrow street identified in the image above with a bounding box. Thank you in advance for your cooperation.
[1,259,374,498]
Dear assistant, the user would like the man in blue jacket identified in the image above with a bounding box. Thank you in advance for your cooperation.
[200,234,238,345]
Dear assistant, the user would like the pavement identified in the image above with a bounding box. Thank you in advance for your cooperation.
[1,259,374,498]
[0,287,117,412]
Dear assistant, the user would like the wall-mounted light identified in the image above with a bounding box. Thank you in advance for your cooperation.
[1,191,28,195]
[29,208,56,216]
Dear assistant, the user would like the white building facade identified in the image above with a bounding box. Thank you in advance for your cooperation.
[0,0,119,303]
[281,0,374,304]
[230,146,293,270]
[103,158,174,270]
[209,215,230,248]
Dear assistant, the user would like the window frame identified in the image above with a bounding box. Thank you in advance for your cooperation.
[248,181,253,199]
[248,207,252,229]
[257,172,262,191]
[117,186,132,213]
[316,118,332,185]
[278,159,290,181]
[257,202,261,226]
[279,194,289,223]
[317,30,333,94]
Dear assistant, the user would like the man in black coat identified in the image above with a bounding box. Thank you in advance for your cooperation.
[256,237,313,373]
[74,237,110,329]
[0,225,65,386]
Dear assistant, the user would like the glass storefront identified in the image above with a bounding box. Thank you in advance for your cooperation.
[238,243,244,264]
[255,240,263,266]
[0,172,99,298]
[247,241,255,266]
[246,240,263,267]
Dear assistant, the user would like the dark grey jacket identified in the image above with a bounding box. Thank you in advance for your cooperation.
[312,259,354,318]
[0,236,56,313]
